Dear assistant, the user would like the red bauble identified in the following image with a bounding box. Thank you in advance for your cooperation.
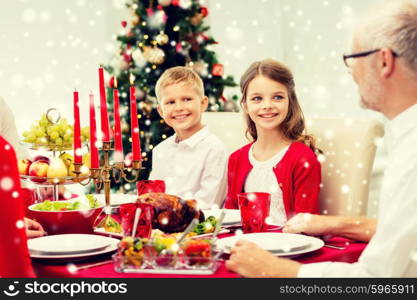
[171,0,179,6]
[121,20,127,28]
[123,52,132,62]
[200,6,209,17]
[212,64,224,77]
[108,77,115,88]
[146,8,154,16]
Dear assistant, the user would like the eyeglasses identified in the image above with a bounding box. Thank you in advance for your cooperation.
[343,49,398,68]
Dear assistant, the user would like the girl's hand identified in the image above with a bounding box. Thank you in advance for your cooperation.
[24,217,47,238]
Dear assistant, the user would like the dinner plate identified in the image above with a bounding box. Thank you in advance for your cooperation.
[202,209,241,225]
[94,194,137,208]
[28,234,114,255]
[217,232,324,257]
[30,237,120,262]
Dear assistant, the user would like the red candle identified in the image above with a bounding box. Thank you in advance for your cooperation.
[113,77,124,162]
[98,66,110,142]
[129,74,142,161]
[89,92,99,169]
[73,90,82,164]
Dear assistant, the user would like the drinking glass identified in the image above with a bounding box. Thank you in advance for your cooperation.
[136,180,166,196]
[237,192,271,233]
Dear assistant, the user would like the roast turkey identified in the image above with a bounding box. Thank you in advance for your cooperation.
[137,192,205,233]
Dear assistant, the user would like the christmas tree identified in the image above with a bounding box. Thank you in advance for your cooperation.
[104,0,238,192]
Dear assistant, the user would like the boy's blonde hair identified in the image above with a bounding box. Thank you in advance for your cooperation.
[155,66,205,101]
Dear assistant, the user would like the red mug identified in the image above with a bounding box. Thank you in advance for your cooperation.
[119,202,154,238]
[136,180,166,196]
[237,192,271,233]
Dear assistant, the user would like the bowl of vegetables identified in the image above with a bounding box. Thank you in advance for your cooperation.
[28,195,104,235]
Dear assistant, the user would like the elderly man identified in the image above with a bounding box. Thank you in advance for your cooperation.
[226,0,417,277]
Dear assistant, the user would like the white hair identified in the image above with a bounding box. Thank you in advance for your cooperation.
[355,0,417,77]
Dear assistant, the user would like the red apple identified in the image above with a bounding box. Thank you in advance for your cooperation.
[18,159,32,175]
[29,160,49,183]
[33,155,50,164]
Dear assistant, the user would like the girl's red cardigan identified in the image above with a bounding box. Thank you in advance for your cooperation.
[224,142,321,219]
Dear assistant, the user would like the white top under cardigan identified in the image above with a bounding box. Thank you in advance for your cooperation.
[244,144,289,226]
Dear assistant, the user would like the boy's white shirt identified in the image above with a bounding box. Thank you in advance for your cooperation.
[149,125,227,209]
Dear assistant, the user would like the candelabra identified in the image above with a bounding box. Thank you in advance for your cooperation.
[73,141,142,231]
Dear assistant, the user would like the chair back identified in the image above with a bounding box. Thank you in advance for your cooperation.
[307,117,384,216]
[202,112,248,154]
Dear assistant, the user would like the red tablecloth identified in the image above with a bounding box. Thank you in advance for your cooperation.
[33,234,367,278]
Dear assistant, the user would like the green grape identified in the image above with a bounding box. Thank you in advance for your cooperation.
[49,131,59,140]
[39,119,48,127]
[63,133,72,142]
[36,137,48,145]
[60,118,68,127]
[65,128,73,135]
[55,137,63,145]
[35,128,45,137]
[22,131,29,137]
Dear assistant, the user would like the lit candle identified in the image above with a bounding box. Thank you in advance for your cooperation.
[129,74,141,161]
[113,77,124,162]
[73,89,82,164]
[89,92,99,169]
[98,66,110,142]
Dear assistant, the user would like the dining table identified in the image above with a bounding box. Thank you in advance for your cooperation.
[32,229,367,278]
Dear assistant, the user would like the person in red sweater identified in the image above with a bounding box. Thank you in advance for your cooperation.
[0,136,40,277]
[224,59,321,225]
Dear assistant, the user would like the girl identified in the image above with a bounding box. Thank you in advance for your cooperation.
[224,59,321,225]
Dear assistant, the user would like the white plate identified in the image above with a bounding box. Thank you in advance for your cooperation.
[217,232,324,257]
[28,234,114,255]
[30,237,120,262]
[94,194,137,208]
[202,209,241,225]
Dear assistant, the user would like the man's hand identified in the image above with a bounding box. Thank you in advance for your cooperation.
[283,213,376,242]
[283,213,335,237]
[225,240,300,277]
[24,217,46,238]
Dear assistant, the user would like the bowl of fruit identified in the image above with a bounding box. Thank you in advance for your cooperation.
[27,195,103,235]
[18,153,90,184]
[21,112,90,152]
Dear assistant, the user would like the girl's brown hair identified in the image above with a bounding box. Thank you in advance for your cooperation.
[240,59,320,154]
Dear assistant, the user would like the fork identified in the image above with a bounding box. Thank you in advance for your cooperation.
[323,244,346,250]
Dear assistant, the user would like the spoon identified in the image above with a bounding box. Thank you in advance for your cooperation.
[210,209,226,244]
[131,207,142,238]
[177,218,199,244]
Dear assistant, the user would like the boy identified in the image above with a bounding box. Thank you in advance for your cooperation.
[149,66,228,209]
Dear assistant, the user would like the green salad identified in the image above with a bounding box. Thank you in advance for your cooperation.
[193,216,217,235]
[33,194,101,211]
